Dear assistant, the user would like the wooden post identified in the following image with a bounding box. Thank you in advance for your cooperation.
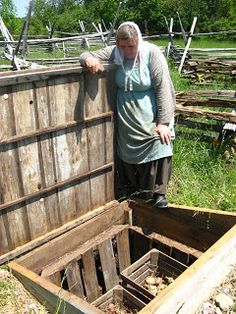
[106,1,123,45]
[166,18,174,58]
[178,17,198,73]
[92,22,107,47]
[176,11,187,45]
[21,0,34,59]
[0,16,21,70]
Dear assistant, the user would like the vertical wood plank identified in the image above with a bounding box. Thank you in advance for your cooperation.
[84,73,107,209]
[82,249,101,302]
[0,211,11,255]
[116,228,131,272]
[68,76,91,216]
[66,261,85,298]
[48,272,61,286]
[0,85,30,247]
[34,80,61,230]
[12,83,48,239]
[105,118,114,202]
[48,77,77,224]
[98,238,119,291]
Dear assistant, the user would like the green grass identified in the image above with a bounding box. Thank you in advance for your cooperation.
[152,37,236,49]
[167,51,236,211]
[168,127,236,211]
[0,266,18,310]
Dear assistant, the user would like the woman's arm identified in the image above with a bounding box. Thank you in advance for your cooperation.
[79,46,115,73]
[149,43,176,124]
[148,43,176,144]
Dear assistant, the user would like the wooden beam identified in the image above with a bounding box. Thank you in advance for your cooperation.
[0,200,122,265]
[139,223,236,314]
[0,112,113,145]
[129,226,202,261]
[176,104,236,123]
[0,162,113,213]
[9,262,103,314]
[0,63,116,87]
[16,201,127,273]
[130,202,236,252]
[178,17,198,73]
[40,225,129,277]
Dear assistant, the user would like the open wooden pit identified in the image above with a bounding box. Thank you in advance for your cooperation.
[9,200,236,314]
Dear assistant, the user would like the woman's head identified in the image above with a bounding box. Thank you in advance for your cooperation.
[116,22,141,59]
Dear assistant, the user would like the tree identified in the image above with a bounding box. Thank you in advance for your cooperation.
[33,0,78,36]
[0,0,16,30]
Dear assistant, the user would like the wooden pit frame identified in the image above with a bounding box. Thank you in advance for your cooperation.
[9,200,236,314]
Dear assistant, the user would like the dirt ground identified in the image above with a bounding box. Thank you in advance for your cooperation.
[0,267,48,314]
[0,264,236,314]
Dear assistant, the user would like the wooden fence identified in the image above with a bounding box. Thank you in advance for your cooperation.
[0,64,116,258]
[175,90,236,143]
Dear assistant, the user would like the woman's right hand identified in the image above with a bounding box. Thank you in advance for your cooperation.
[85,57,104,74]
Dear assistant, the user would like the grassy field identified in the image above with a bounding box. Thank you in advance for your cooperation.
[165,38,236,211]
[152,37,236,49]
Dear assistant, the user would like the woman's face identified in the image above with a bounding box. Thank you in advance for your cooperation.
[117,38,138,59]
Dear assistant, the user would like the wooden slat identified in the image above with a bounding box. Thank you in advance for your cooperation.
[129,226,202,263]
[139,224,236,314]
[0,200,120,265]
[12,83,48,239]
[49,77,77,224]
[131,202,236,252]
[176,104,236,123]
[65,261,85,298]
[122,250,153,277]
[10,262,103,314]
[0,162,113,213]
[129,263,149,280]
[40,224,128,277]
[0,64,115,87]
[116,228,131,272]
[0,85,30,251]
[17,201,126,273]
[85,73,107,208]
[98,238,119,291]
[34,80,61,230]
[82,249,101,302]
[0,112,113,145]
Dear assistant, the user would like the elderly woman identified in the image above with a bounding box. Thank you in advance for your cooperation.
[79,22,175,208]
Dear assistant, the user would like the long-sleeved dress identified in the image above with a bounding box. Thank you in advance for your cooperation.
[79,42,175,165]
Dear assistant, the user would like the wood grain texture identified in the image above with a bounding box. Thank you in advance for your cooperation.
[139,224,236,314]
[10,261,103,314]
[131,202,236,252]
[0,66,115,258]
[98,238,119,291]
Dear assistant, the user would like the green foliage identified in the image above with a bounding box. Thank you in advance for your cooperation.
[0,0,15,30]
[2,0,236,36]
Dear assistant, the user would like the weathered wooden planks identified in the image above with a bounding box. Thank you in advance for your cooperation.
[139,223,236,314]
[9,203,236,313]
[10,262,103,314]
[0,64,116,258]
[17,201,127,273]
[131,202,236,252]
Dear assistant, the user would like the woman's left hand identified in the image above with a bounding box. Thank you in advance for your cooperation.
[155,124,172,145]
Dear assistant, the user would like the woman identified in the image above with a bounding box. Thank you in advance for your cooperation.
[79,21,175,208]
